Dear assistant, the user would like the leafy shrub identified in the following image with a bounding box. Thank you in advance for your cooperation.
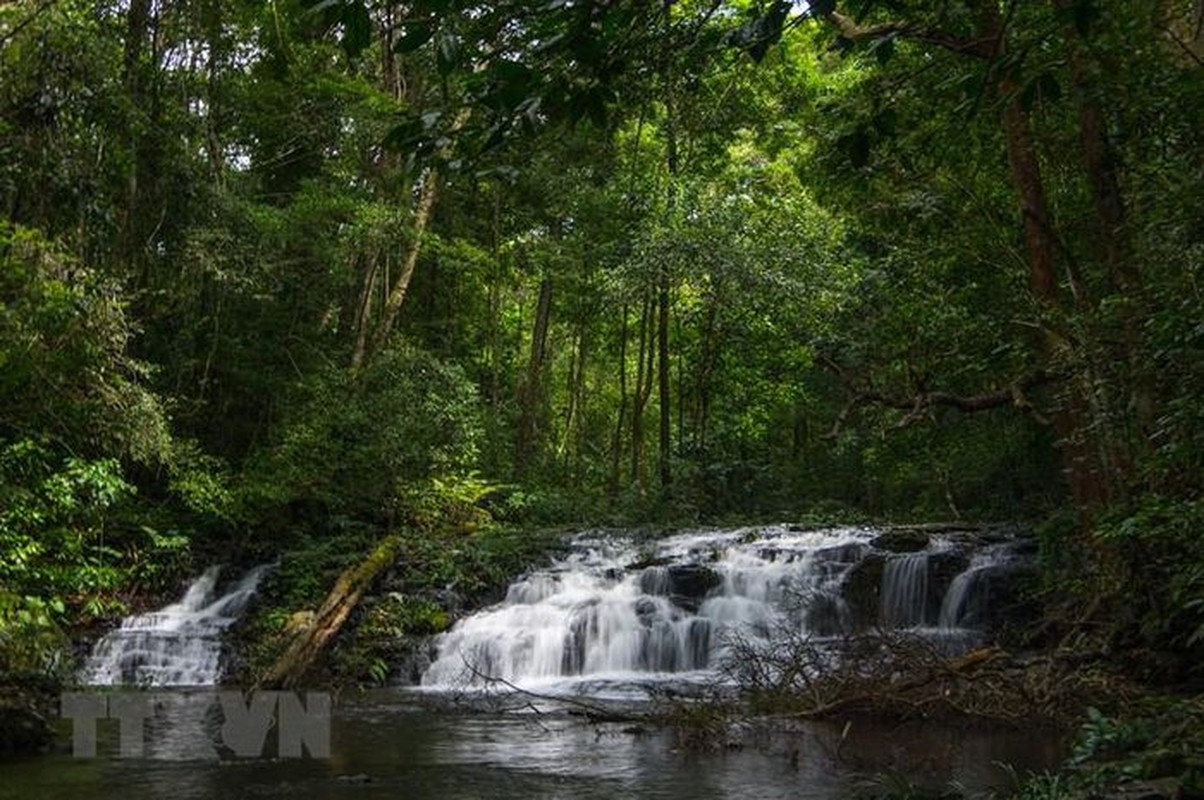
[1095,497,1204,657]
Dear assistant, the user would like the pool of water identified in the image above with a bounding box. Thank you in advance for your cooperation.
[1,688,1066,800]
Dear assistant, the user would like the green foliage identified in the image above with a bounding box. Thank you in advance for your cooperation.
[0,592,70,678]
[1071,707,1151,773]
[0,222,171,463]
[1063,701,1204,794]
[245,343,483,519]
[0,441,130,604]
[1094,498,1204,656]
[0,0,1200,701]
[998,766,1073,800]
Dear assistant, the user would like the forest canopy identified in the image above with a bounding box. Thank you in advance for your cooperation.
[1,0,1202,680]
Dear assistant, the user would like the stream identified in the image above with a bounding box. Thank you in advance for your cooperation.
[4,524,1066,798]
[2,689,1064,800]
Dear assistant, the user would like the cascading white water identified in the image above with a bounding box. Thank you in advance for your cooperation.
[880,553,931,628]
[420,526,873,690]
[80,564,270,687]
[419,526,1037,693]
[938,544,1023,630]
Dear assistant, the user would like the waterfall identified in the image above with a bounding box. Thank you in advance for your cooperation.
[938,544,1023,630]
[415,526,1035,692]
[80,564,271,687]
[420,527,870,690]
[880,553,930,628]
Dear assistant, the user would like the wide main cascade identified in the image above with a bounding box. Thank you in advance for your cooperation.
[419,525,1034,691]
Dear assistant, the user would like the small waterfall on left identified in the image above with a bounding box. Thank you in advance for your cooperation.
[80,564,271,687]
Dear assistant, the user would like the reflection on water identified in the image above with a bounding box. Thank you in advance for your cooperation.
[0,689,1066,800]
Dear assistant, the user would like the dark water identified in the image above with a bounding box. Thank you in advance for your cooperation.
[1,689,1065,800]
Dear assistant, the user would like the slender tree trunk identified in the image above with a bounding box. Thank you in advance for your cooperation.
[488,189,503,412]
[631,294,652,492]
[658,275,672,488]
[560,326,588,470]
[121,0,152,268]
[203,0,225,185]
[696,294,718,458]
[609,304,629,495]
[351,253,381,368]
[358,167,440,365]
[659,64,678,489]
[355,109,470,368]
[516,276,553,475]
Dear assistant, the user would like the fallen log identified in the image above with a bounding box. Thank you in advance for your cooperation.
[260,535,402,689]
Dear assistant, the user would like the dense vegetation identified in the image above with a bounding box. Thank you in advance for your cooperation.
[0,0,1201,767]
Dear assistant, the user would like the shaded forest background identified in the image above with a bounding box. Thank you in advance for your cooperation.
[1,0,1202,683]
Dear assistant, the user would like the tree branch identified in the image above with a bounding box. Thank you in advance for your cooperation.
[819,355,1053,439]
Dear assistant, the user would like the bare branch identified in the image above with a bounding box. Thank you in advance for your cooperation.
[819,355,1054,439]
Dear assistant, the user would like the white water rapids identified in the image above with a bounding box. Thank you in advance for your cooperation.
[420,525,1030,692]
[80,564,271,686]
[77,526,1030,692]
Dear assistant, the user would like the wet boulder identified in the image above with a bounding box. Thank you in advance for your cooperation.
[840,553,886,630]
[814,542,870,565]
[661,565,722,612]
[870,529,931,553]
[947,561,1039,631]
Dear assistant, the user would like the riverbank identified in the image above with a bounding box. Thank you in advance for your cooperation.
[5,518,1201,800]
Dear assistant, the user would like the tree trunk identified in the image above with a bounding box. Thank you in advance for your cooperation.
[631,294,653,492]
[609,304,629,495]
[1053,0,1154,453]
[659,63,677,489]
[357,167,441,366]
[260,536,401,690]
[975,1,1109,507]
[658,274,672,488]
[121,0,152,268]
[351,253,381,368]
[516,276,553,474]
[355,108,470,368]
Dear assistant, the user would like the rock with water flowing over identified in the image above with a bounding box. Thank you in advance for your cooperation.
[416,524,1038,694]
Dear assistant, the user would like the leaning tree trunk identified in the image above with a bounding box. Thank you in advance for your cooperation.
[353,108,470,369]
[260,536,401,690]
